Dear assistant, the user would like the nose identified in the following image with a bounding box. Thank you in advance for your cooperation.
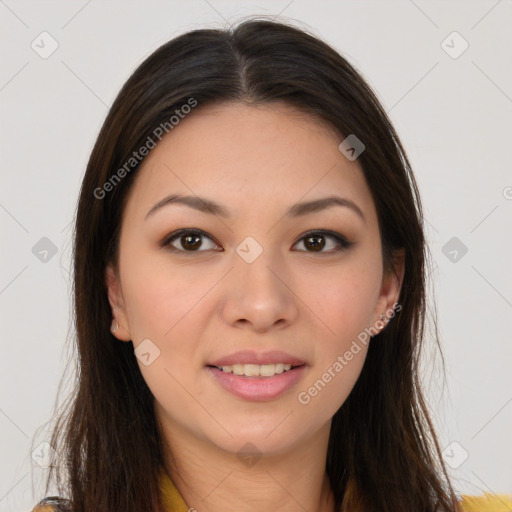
[220,246,299,333]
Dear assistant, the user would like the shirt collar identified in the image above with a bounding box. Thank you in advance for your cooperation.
[158,466,190,512]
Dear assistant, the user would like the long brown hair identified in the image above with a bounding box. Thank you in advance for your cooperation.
[35,17,460,512]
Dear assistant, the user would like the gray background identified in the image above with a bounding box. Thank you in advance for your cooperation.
[1,0,511,509]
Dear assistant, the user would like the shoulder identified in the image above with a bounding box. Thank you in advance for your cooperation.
[459,492,512,511]
[33,492,512,511]
[31,497,72,512]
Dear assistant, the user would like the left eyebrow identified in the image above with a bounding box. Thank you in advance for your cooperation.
[145,194,366,223]
[286,196,365,222]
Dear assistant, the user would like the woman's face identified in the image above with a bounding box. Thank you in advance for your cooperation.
[106,101,402,457]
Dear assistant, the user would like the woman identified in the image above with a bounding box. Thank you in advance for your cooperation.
[31,17,509,512]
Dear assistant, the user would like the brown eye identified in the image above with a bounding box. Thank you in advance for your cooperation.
[180,233,202,251]
[304,234,326,252]
[162,229,220,253]
[293,230,352,253]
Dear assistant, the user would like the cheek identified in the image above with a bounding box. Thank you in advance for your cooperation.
[299,256,382,341]
[119,250,211,409]
[120,246,211,341]
[293,253,381,411]
[119,245,223,389]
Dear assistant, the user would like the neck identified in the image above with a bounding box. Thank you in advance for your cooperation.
[160,419,335,512]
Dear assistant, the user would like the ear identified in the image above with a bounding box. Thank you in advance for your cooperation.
[105,263,131,342]
[372,248,405,331]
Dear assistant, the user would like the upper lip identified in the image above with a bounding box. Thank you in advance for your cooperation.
[208,350,306,367]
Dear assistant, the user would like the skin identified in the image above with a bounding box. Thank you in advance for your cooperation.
[106,102,404,512]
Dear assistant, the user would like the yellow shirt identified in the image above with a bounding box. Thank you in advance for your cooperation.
[158,466,190,512]
[158,467,512,512]
[457,493,512,512]
[32,468,512,511]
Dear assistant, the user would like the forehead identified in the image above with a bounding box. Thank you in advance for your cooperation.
[123,101,376,224]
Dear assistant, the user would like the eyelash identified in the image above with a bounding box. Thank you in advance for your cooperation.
[160,228,354,255]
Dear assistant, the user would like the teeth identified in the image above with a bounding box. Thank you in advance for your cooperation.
[218,363,294,377]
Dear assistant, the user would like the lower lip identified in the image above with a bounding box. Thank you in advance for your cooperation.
[206,365,307,402]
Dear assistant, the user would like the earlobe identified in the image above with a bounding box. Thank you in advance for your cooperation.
[105,264,131,342]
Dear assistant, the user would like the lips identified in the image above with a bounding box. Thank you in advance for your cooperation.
[207,349,306,367]
[207,364,307,401]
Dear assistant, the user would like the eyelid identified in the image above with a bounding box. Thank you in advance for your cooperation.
[161,228,353,254]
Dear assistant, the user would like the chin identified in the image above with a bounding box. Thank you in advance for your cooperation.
[205,420,308,457]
